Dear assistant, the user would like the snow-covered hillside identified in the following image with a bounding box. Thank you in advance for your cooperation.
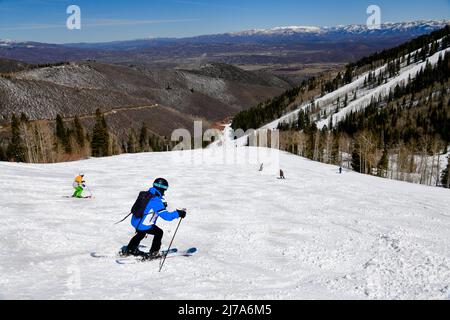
[1,147,449,299]
[262,44,450,131]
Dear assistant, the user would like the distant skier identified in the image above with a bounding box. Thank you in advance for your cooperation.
[279,169,286,180]
[124,178,187,259]
[339,166,343,174]
[72,173,86,198]
[259,163,264,172]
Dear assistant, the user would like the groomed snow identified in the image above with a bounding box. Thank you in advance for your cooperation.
[0,148,449,299]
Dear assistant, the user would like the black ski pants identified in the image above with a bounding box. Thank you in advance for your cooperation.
[127,225,164,254]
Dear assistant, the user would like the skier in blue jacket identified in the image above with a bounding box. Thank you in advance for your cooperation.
[124,178,186,258]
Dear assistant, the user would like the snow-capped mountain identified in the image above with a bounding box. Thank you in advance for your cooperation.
[0,39,19,47]
[230,25,324,36]
[2,20,448,49]
[0,39,47,49]
[229,20,449,37]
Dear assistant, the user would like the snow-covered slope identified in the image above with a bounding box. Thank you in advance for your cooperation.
[1,148,449,299]
[261,44,450,131]
[317,46,450,129]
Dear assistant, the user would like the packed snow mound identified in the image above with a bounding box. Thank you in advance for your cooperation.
[0,148,449,299]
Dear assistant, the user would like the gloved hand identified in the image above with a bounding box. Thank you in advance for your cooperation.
[163,202,168,208]
[177,210,186,219]
[82,184,86,188]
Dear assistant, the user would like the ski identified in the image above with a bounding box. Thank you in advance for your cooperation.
[90,246,178,260]
[63,196,93,199]
[115,247,197,265]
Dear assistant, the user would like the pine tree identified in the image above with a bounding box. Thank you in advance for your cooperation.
[127,129,138,153]
[91,109,110,157]
[0,145,6,161]
[139,123,149,152]
[377,148,389,177]
[351,143,361,173]
[101,114,110,156]
[150,134,163,152]
[420,45,429,62]
[55,114,66,143]
[330,134,340,165]
[6,114,26,162]
[297,111,306,130]
[343,66,353,84]
[73,116,85,148]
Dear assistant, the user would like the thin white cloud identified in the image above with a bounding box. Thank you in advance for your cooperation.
[0,23,61,31]
[84,18,200,27]
[0,18,200,31]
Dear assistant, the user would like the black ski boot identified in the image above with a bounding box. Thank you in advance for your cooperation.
[121,246,145,257]
[142,251,162,261]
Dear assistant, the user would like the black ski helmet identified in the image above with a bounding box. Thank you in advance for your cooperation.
[153,178,169,194]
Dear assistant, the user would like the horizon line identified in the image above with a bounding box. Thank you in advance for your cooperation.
[1,18,449,45]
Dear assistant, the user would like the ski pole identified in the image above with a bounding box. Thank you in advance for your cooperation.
[85,185,94,198]
[159,218,183,272]
[114,212,132,225]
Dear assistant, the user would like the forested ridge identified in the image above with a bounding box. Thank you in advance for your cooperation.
[0,109,168,163]
[232,26,450,188]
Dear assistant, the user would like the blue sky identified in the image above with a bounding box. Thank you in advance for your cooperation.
[0,0,449,43]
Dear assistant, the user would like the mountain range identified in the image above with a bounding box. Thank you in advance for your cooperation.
[0,20,448,77]
[227,20,448,37]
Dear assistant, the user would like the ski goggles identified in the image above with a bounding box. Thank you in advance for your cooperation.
[154,183,169,190]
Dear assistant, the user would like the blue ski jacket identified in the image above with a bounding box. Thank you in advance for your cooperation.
[131,187,180,231]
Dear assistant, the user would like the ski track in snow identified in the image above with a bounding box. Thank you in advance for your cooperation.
[0,148,449,300]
